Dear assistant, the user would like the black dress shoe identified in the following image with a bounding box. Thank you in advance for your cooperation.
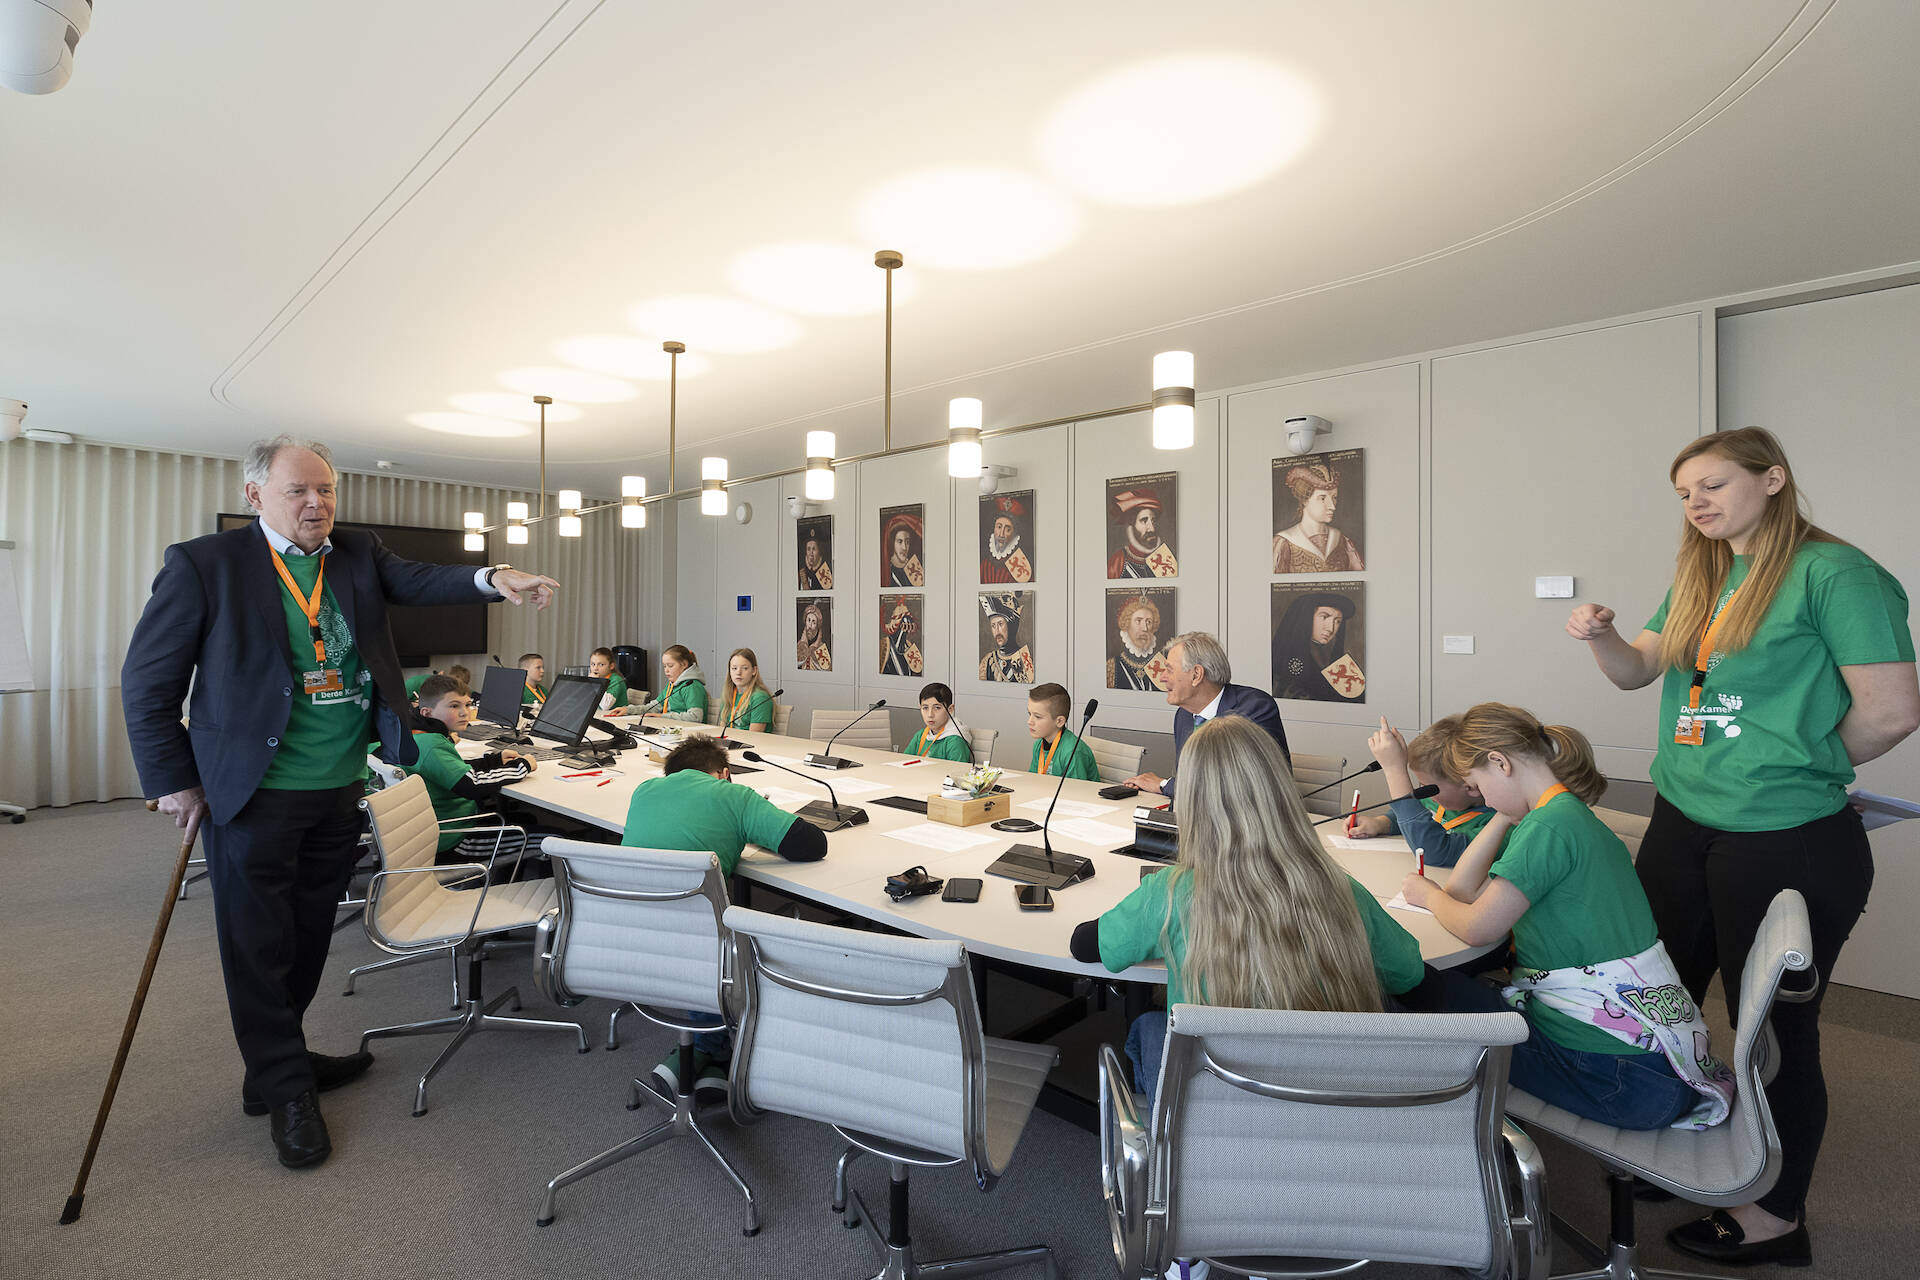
[242,1049,375,1116]
[268,1090,332,1169]
[1668,1210,1811,1268]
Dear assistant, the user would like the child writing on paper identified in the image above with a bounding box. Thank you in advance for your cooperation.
[905,682,974,764]
[636,644,708,723]
[1026,682,1099,780]
[1348,714,1512,867]
[1402,702,1733,1131]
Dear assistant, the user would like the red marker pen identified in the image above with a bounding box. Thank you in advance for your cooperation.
[1346,789,1361,835]
[595,778,612,787]
[1416,847,1426,877]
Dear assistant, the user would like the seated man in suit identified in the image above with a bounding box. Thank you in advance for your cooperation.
[1123,631,1290,800]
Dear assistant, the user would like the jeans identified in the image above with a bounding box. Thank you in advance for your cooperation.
[680,1010,731,1059]
[1438,970,1698,1130]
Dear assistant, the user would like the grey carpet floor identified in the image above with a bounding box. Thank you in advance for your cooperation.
[4,800,1915,1279]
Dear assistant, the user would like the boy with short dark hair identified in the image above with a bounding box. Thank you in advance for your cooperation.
[518,653,548,707]
[588,647,629,715]
[406,674,538,864]
[1026,682,1098,780]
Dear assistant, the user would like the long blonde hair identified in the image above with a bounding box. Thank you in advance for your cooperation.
[1658,428,1845,670]
[725,647,771,705]
[1442,703,1606,805]
[1171,717,1383,1013]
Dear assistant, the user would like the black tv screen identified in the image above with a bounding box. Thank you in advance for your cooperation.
[217,513,488,664]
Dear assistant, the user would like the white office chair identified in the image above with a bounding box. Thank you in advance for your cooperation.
[725,906,1061,1280]
[964,725,999,767]
[355,775,587,1115]
[808,707,890,751]
[1083,734,1145,784]
[1591,805,1651,862]
[1291,751,1348,818]
[532,839,758,1236]
[1102,1005,1547,1280]
[1504,890,1815,1280]
[706,693,725,727]
[771,701,794,736]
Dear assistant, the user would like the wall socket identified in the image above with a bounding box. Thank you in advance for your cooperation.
[1534,576,1574,599]
[1443,635,1475,654]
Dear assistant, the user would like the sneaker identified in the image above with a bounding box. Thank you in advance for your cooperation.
[652,1046,707,1097]
[695,1054,731,1100]
[1164,1262,1209,1280]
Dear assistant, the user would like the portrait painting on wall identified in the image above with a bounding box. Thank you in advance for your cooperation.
[979,490,1035,584]
[880,504,926,588]
[1270,580,1366,703]
[1106,473,1178,579]
[1105,587,1177,692]
[1271,448,1365,574]
[977,591,1035,684]
[795,597,833,672]
[797,515,835,591]
[879,594,925,678]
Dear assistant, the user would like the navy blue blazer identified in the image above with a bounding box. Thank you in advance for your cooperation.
[1163,683,1291,801]
[121,521,494,825]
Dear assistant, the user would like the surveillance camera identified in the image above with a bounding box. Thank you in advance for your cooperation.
[786,494,803,519]
[734,501,753,525]
[978,464,1017,496]
[0,398,25,441]
[0,0,93,95]
[1284,415,1330,455]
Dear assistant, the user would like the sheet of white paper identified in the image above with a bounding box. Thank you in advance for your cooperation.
[888,758,932,769]
[1048,817,1138,848]
[748,786,817,810]
[1384,893,1433,917]
[881,822,1000,854]
[1321,833,1410,852]
[1850,789,1920,832]
[1016,797,1115,820]
[825,775,892,797]
[556,766,626,784]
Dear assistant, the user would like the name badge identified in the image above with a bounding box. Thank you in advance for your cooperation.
[304,668,344,696]
[1673,713,1704,746]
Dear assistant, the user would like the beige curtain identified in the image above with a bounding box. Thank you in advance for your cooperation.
[0,439,648,810]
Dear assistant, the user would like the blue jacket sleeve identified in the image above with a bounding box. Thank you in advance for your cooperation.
[120,545,208,800]
[1385,796,1474,868]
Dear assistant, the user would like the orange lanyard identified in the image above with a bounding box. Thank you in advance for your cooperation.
[1434,805,1481,831]
[914,730,934,758]
[530,684,546,704]
[725,686,745,727]
[268,546,329,665]
[661,678,677,707]
[1532,783,1569,811]
[1038,734,1062,774]
[1688,585,1742,711]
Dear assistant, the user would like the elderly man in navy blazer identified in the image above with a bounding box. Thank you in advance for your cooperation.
[122,436,558,1170]
[1123,631,1290,801]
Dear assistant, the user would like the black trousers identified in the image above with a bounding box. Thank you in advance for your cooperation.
[1636,793,1874,1222]
[201,783,366,1108]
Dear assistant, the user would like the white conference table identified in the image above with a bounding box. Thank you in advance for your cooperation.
[495,720,1487,986]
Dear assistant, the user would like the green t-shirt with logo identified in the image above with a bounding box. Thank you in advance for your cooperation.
[907,727,975,764]
[1645,543,1913,832]
[621,768,799,876]
[1488,790,1658,1056]
[260,550,374,790]
[1029,728,1099,780]
[601,672,629,711]
[1095,865,1425,1006]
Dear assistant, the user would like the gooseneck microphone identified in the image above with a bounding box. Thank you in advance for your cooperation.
[1041,697,1099,861]
[714,686,783,750]
[1310,784,1439,826]
[1300,759,1382,798]
[741,750,868,831]
[803,699,887,770]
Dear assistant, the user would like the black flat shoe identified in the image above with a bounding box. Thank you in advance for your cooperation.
[268,1090,332,1170]
[242,1049,375,1116]
[1668,1210,1811,1268]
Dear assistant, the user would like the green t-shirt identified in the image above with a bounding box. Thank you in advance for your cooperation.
[1029,728,1099,780]
[662,676,707,717]
[621,768,800,876]
[1645,543,1913,831]
[907,726,975,764]
[601,672,629,711]
[1488,790,1657,1055]
[718,686,774,731]
[404,671,432,699]
[521,680,549,707]
[1096,866,1425,1006]
[404,731,482,853]
[259,551,373,791]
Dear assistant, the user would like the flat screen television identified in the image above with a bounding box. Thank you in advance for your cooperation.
[217,513,488,664]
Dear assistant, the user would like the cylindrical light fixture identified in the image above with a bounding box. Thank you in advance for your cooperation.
[506,500,530,522]
[622,503,646,529]
[558,514,582,538]
[804,430,836,501]
[947,397,983,479]
[1151,350,1196,450]
[701,456,728,516]
[463,532,485,552]
[506,521,529,546]
[621,474,647,529]
[463,510,484,530]
[557,488,582,512]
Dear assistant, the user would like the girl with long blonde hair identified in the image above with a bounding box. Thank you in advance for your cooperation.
[1564,427,1916,1263]
[721,648,774,732]
[1069,716,1425,1105]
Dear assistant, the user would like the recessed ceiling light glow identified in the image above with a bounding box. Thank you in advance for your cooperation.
[626,295,802,354]
[726,242,920,317]
[497,368,639,404]
[1037,55,1321,208]
[405,411,531,439]
[553,334,712,381]
[448,391,584,423]
[856,167,1081,271]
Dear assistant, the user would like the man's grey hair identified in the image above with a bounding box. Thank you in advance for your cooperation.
[242,435,337,501]
[1169,631,1230,686]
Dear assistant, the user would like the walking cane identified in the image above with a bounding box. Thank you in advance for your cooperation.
[58,800,196,1224]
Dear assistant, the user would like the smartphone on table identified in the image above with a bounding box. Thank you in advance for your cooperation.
[1014,883,1054,911]
[941,877,983,903]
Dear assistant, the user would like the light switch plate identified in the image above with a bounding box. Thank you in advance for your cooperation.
[1535,576,1574,599]
[1443,635,1475,654]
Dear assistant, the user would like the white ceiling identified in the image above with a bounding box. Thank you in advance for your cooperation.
[4,0,1918,497]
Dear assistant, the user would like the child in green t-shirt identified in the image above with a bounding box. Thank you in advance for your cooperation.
[1348,713,1510,868]
[905,682,975,764]
[517,653,549,708]
[406,663,471,702]
[588,647,630,716]
[405,675,538,866]
[1025,682,1098,780]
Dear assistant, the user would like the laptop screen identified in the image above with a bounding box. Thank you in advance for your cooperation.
[474,665,527,729]
[530,673,607,747]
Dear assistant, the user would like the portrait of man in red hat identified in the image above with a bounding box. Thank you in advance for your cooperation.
[880,504,926,588]
[1106,472,1178,579]
[979,490,1035,584]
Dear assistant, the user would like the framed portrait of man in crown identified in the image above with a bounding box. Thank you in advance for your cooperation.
[977,591,1035,683]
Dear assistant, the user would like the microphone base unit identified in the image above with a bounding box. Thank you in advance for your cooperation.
[801,753,861,770]
[989,817,1041,833]
[797,800,869,832]
[986,844,1095,890]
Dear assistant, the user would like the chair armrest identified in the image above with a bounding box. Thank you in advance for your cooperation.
[531,907,583,1007]
[1502,1119,1552,1280]
[1099,1044,1151,1280]
[366,862,492,952]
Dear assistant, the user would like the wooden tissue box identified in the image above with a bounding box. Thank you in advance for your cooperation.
[927,791,1008,827]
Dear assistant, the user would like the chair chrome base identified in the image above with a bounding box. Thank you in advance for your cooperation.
[1545,1174,1737,1280]
[536,1035,758,1236]
[358,949,588,1115]
[836,1155,1056,1280]
[343,946,461,1008]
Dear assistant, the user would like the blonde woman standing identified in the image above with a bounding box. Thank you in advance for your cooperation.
[1566,428,1917,1266]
